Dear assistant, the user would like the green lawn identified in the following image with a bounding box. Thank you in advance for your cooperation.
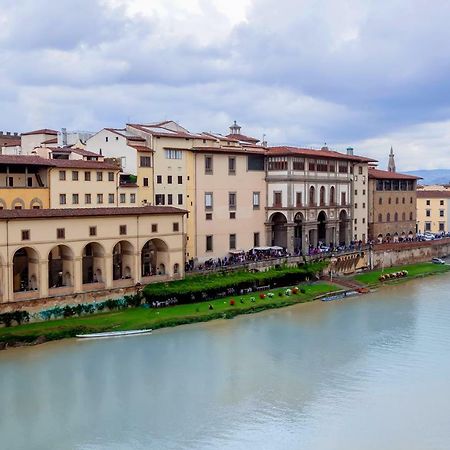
[0,282,339,345]
[353,262,450,286]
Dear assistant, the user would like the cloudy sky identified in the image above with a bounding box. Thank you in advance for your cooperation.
[1,0,450,170]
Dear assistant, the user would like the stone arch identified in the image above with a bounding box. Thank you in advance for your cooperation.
[11,198,25,209]
[141,238,169,277]
[269,212,287,248]
[12,247,40,292]
[82,242,105,284]
[294,212,304,252]
[319,186,326,206]
[48,245,74,288]
[377,233,383,243]
[309,186,316,206]
[113,240,135,280]
[30,198,43,209]
[317,210,327,244]
[173,263,180,274]
[338,210,349,245]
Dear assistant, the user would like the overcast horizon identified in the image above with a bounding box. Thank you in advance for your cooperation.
[2,0,450,171]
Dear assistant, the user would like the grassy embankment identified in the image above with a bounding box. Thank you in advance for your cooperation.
[353,261,450,287]
[0,282,338,346]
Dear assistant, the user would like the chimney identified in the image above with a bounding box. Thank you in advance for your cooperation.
[346,147,354,155]
[62,127,68,146]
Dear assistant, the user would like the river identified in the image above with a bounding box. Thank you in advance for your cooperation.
[1,275,450,450]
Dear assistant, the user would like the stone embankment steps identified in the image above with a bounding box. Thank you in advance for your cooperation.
[321,275,364,291]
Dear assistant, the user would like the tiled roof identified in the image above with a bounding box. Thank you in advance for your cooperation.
[417,190,450,198]
[129,145,153,153]
[70,148,102,157]
[0,155,54,166]
[0,206,187,220]
[226,133,260,144]
[2,139,21,147]
[49,159,119,170]
[41,138,58,145]
[267,146,377,162]
[192,146,266,155]
[21,129,58,136]
[127,124,216,141]
[368,168,421,180]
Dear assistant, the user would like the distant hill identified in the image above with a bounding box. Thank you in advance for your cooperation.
[405,169,450,186]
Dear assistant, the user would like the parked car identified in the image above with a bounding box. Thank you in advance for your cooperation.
[432,257,446,264]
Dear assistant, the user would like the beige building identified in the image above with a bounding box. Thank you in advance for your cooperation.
[417,186,450,233]
[352,157,370,243]
[0,206,186,304]
[266,146,375,252]
[368,168,419,242]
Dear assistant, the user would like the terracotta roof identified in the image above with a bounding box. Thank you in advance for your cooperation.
[417,190,450,198]
[226,133,260,144]
[129,145,153,153]
[193,146,266,155]
[49,159,119,170]
[368,168,421,180]
[2,139,21,147]
[21,129,58,136]
[70,148,101,157]
[0,206,186,220]
[267,146,377,162]
[0,155,54,166]
[119,183,139,188]
[127,124,216,141]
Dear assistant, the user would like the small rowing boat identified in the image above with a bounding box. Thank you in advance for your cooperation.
[76,329,152,339]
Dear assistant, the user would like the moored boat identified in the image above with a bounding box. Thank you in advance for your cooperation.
[76,329,152,339]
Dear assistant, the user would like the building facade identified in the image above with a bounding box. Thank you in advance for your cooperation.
[265,146,375,253]
[0,206,186,304]
[416,186,450,234]
[368,168,419,242]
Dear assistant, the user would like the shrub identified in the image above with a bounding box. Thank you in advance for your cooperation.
[259,293,266,299]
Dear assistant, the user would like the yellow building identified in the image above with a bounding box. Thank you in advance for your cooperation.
[417,187,450,234]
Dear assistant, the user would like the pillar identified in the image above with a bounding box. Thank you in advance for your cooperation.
[134,251,141,281]
[73,257,82,292]
[286,223,295,254]
[265,224,272,247]
[104,253,113,288]
[39,259,48,298]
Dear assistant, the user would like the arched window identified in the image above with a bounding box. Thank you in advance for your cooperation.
[320,186,326,206]
[378,213,382,222]
[402,212,406,221]
[379,198,383,205]
[330,186,335,205]
[388,197,392,205]
[394,212,398,221]
[309,186,315,206]
[387,213,391,222]
[409,212,413,220]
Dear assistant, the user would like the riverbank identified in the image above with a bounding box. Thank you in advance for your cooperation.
[0,282,339,348]
[2,260,450,349]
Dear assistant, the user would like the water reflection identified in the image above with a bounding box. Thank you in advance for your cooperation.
[2,276,450,450]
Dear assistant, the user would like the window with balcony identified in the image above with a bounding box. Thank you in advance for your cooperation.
[165,149,182,159]
[268,157,287,171]
[293,158,305,170]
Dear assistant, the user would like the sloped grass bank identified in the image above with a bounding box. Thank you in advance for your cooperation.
[0,282,338,348]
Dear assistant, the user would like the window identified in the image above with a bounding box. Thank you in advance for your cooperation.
[425,222,431,231]
[27,177,33,187]
[21,230,30,241]
[439,222,445,231]
[206,213,212,220]
[59,170,66,181]
[341,192,346,205]
[97,193,103,204]
[354,203,358,209]
[410,212,413,220]
[308,160,316,171]
[85,193,91,204]
[228,157,236,175]
[248,154,265,171]
[165,149,182,159]
[72,194,79,205]
[178,176,183,184]
[85,171,91,181]
[268,157,288,171]
[206,235,213,252]
[96,172,103,182]
[296,192,302,207]
[205,155,213,174]
[402,197,405,204]
[205,192,213,210]
[106,136,109,142]
[7,176,14,187]
[362,202,366,208]
[151,224,158,233]
[338,162,348,173]
[330,187,335,205]
[229,234,236,250]
[108,172,114,181]
[394,212,398,221]
[254,232,260,247]
[57,228,65,239]
[230,212,236,219]
[108,194,115,204]
[155,194,165,205]
[402,212,406,221]
[72,171,79,181]
[319,186,325,206]
[396,197,399,204]
[168,194,173,205]
[378,213,383,222]
[156,175,162,184]
[173,222,179,232]
[167,175,172,184]
[426,200,431,206]
[274,191,282,207]
[120,193,126,203]
[140,156,152,167]
[358,166,363,175]
[130,194,136,204]
[120,225,127,235]
[317,159,328,172]
[426,209,431,217]
[144,177,149,187]
[355,189,358,196]
[440,200,445,206]
[178,194,183,205]
[354,218,357,224]
[229,192,236,210]
[293,157,305,170]
[387,213,391,222]
[89,226,97,236]
[388,197,392,205]
[59,194,66,205]
[379,198,383,205]
[253,192,261,209]
[440,210,445,217]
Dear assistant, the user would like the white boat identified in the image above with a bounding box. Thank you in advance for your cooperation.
[76,329,152,339]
